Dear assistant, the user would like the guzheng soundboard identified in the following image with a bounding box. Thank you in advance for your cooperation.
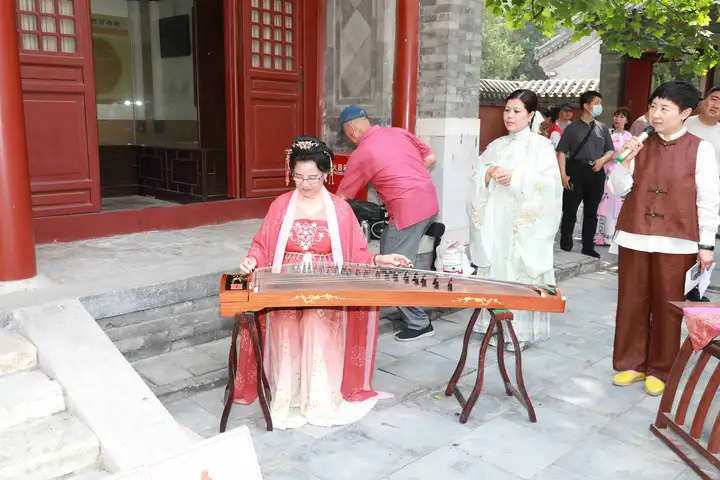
[219,262,566,316]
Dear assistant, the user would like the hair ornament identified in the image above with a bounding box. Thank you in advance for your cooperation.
[294,140,319,150]
[284,148,292,186]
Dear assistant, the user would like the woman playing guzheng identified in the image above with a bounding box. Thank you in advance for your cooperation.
[235,136,412,430]
[467,89,562,351]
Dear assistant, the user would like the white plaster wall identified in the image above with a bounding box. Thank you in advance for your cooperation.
[539,35,602,80]
[415,118,478,245]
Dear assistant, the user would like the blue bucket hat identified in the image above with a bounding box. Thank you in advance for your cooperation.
[337,106,368,138]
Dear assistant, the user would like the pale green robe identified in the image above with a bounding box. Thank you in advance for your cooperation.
[467,127,562,344]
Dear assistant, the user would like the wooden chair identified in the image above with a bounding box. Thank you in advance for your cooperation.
[651,302,720,479]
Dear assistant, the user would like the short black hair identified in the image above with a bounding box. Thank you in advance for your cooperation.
[579,90,602,108]
[505,89,538,114]
[544,106,561,122]
[289,136,333,174]
[705,85,720,97]
[650,81,700,112]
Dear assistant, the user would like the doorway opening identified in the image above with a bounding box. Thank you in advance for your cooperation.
[89,0,228,212]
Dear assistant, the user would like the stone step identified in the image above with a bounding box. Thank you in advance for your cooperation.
[0,329,38,376]
[0,370,66,430]
[0,412,100,480]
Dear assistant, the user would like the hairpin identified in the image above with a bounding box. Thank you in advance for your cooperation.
[325,151,334,185]
[284,148,292,186]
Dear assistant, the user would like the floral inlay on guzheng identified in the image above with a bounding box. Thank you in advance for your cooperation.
[453,297,500,306]
[682,307,720,352]
[291,294,346,304]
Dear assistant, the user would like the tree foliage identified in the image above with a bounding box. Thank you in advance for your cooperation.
[480,10,547,80]
[485,0,720,75]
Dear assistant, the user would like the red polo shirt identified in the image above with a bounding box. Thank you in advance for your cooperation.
[337,126,439,230]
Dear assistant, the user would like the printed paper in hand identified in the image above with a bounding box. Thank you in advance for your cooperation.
[684,262,716,297]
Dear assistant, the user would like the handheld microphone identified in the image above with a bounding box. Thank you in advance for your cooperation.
[616,126,655,163]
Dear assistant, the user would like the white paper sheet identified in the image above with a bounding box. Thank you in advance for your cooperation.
[684,261,716,297]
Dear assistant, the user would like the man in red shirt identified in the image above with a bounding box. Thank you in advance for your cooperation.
[336,106,440,341]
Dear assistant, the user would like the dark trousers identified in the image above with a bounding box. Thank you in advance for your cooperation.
[613,247,696,381]
[560,162,605,250]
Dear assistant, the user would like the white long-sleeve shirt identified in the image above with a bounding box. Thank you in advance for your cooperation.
[608,128,720,254]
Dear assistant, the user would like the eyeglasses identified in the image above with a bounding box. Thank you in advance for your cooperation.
[292,174,324,185]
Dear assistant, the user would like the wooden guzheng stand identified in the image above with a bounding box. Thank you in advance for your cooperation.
[649,301,720,479]
[218,262,566,432]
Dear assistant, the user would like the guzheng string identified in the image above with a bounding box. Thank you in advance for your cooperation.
[250,263,553,297]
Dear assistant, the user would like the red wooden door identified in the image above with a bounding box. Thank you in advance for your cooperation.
[15,0,100,217]
[623,59,654,122]
[241,0,303,197]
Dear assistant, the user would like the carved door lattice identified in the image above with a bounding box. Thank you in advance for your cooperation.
[250,0,295,71]
[16,0,77,54]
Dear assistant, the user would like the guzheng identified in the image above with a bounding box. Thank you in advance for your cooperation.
[219,261,566,316]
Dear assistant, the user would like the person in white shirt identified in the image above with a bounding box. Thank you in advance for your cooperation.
[685,85,720,169]
[608,81,720,397]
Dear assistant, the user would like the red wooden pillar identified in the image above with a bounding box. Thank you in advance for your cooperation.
[0,2,36,281]
[391,0,419,133]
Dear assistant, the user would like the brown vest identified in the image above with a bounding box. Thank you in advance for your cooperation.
[616,132,701,241]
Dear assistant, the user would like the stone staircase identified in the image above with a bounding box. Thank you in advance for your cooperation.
[0,329,106,479]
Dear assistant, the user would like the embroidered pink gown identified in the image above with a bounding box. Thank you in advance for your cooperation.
[233,190,386,430]
[596,129,632,245]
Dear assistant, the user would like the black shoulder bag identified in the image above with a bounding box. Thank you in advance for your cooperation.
[568,121,595,161]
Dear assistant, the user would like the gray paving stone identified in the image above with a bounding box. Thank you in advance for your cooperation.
[543,374,647,416]
[534,332,613,364]
[371,369,431,409]
[455,353,549,399]
[408,383,511,428]
[503,393,611,444]
[380,350,458,387]
[599,406,688,465]
[161,346,225,376]
[260,456,322,480]
[551,314,616,345]
[349,402,471,457]
[385,446,521,479]
[285,428,416,480]
[375,319,466,358]
[164,398,221,439]
[530,465,589,480]
[195,338,231,363]
[426,331,500,370]
[438,308,474,324]
[554,433,687,479]
[453,417,577,479]
[501,345,594,386]
[186,386,262,424]
[250,428,317,464]
[133,356,194,386]
[374,351,396,368]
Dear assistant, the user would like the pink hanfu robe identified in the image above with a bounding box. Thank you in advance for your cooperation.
[233,187,388,429]
[596,129,632,245]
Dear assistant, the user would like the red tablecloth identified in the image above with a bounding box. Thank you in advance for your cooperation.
[683,307,720,352]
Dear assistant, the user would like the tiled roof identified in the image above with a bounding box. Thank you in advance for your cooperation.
[478,78,600,101]
[534,29,573,59]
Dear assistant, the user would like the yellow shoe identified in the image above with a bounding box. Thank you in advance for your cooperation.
[645,376,665,396]
[612,370,646,386]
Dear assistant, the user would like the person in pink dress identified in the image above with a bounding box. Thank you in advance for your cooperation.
[234,136,412,430]
[596,107,633,246]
